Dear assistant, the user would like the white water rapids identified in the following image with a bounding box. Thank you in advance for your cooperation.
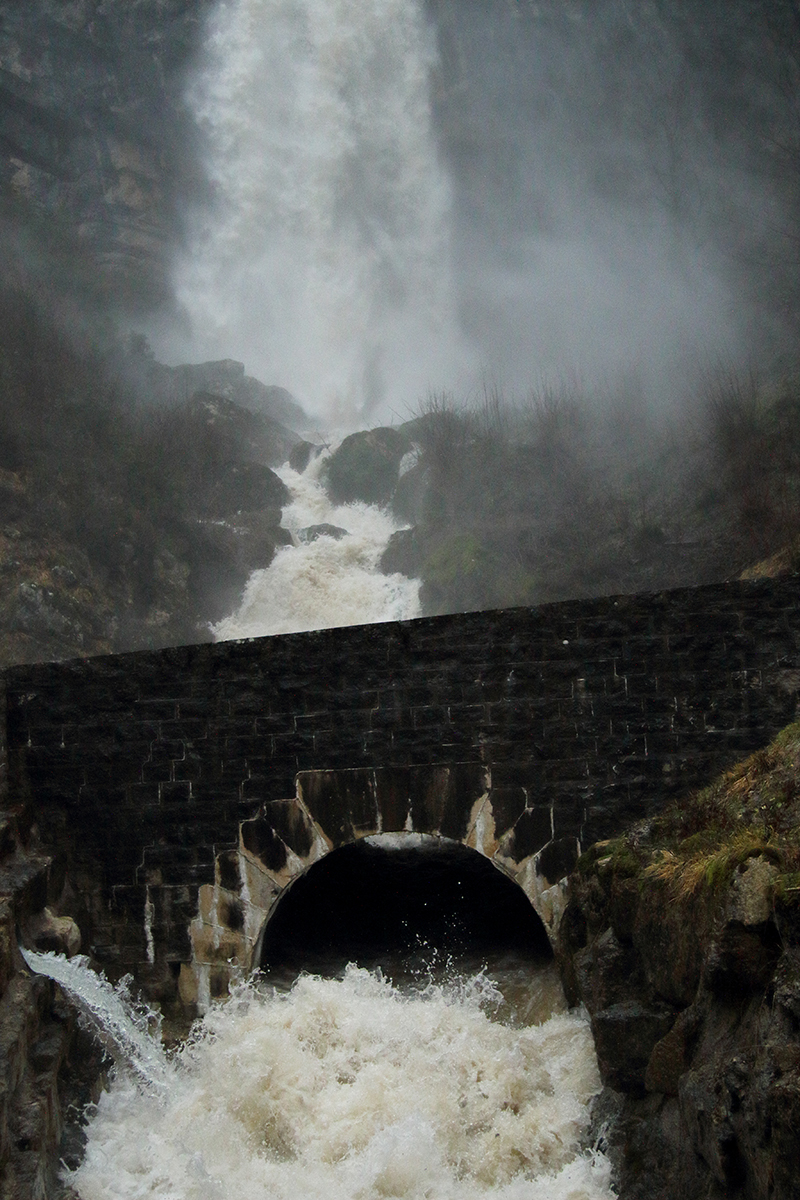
[24,952,614,1200]
[212,446,421,639]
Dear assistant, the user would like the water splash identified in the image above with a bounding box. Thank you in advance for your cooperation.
[212,447,420,638]
[67,964,613,1200]
[177,0,472,424]
[21,949,170,1093]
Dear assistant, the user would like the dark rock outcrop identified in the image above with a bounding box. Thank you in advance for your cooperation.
[288,440,325,473]
[0,797,103,1200]
[201,461,289,520]
[143,361,308,433]
[297,524,348,543]
[380,526,424,578]
[0,373,300,666]
[322,427,409,506]
[168,388,301,470]
[189,512,292,623]
[559,838,800,1200]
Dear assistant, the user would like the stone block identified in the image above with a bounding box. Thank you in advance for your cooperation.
[487,787,527,839]
[499,806,552,861]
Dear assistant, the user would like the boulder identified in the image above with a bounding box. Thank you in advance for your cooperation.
[168,364,308,430]
[391,457,428,524]
[591,1002,678,1094]
[188,513,292,622]
[727,855,780,926]
[297,524,348,543]
[202,462,290,518]
[380,527,424,577]
[322,427,409,506]
[174,391,300,469]
[22,906,81,957]
[289,441,324,473]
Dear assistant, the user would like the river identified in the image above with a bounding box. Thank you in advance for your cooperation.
[34,951,613,1200]
[212,445,421,639]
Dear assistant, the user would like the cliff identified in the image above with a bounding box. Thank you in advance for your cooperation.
[0,0,211,310]
[559,722,800,1199]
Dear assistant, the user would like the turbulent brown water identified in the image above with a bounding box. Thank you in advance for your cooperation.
[212,449,420,640]
[48,952,613,1200]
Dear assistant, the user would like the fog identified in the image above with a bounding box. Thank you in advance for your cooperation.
[149,0,800,426]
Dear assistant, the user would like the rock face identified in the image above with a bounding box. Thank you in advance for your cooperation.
[288,440,324,473]
[142,360,309,432]
[0,0,213,308]
[323,427,409,506]
[559,842,800,1199]
[0,797,102,1200]
[0,340,302,665]
[165,387,301,470]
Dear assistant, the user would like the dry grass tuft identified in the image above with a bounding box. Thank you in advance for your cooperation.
[582,720,800,908]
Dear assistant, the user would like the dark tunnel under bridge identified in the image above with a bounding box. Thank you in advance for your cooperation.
[255,835,553,981]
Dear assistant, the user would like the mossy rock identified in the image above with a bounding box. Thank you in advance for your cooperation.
[380,527,424,578]
[422,532,485,587]
[392,458,428,523]
[322,427,409,506]
[202,462,289,518]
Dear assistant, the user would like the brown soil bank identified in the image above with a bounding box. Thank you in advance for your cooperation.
[559,721,800,1200]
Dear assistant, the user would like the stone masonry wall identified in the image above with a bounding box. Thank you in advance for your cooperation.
[4,578,800,1008]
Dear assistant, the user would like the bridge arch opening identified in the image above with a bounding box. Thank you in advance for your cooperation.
[256,834,552,980]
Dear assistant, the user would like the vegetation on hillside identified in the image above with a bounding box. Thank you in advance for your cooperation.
[378,370,800,614]
[0,281,293,665]
[577,720,800,913]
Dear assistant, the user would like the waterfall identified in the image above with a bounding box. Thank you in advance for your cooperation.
[37,957,614,1200]
[212,446,421,639]
[21,949,170,1094]
[176,0,472,424]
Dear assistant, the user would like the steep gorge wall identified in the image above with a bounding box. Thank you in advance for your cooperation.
[560,826,800,1200]
[0,0,211,307]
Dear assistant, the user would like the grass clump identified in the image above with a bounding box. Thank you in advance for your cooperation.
[583,721,800,907]
[576,836,644,881]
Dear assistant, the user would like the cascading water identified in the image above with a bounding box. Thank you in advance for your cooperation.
[20,949,170,1094]
[79,4,608,1193]
[175,0,466,637]
[212,446,420,638]
[176,0,473,424]
[30,953,613,1200]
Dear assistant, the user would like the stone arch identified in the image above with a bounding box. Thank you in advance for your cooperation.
[183,764,577,1012]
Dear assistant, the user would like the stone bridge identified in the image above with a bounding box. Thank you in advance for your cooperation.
[4,577,800,1013]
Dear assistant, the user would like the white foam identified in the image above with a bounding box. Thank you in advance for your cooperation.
[212,449,420,638]
[68,965,613,1200]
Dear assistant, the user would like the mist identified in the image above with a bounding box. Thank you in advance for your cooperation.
[1,0,798,667]
[149,0,800,425]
